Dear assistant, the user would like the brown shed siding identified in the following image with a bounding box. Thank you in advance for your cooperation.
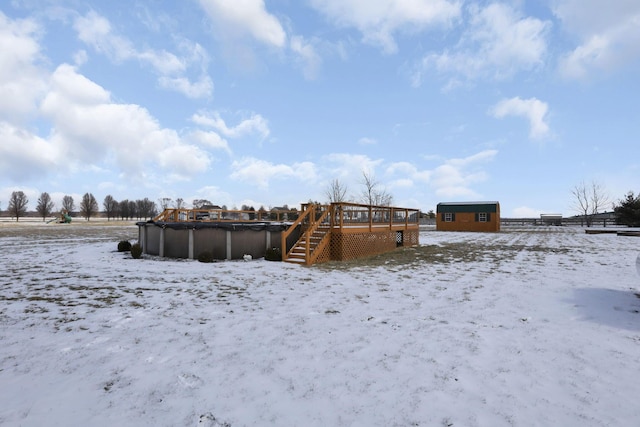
[436,202,500,232]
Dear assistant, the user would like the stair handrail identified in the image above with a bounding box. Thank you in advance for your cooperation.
[281,204,314,261]
[153,208,177,222]
[302,206,333,265]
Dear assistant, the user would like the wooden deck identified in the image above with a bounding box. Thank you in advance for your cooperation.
[281,202,420,265]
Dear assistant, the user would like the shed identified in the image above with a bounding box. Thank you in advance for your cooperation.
[436,201,500,232]
[540,213,562,226]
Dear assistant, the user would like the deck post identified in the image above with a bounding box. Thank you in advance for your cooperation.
[226,230,232,260]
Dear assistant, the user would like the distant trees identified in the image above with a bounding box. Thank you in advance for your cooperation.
[103,195,119,221]
[158,197,172,210]
[119,199,131,219]
[62,195,75,214]
[323,173,394,206]
[325,179,349,203]
[80,193,99,220]
[36,192,55,221]
[0,190,183,221]
[614,192,640,227]
[158,197,188,213]
[136,198,156,219]
[360,171,393,206]
[571,181,610,227]
[8,191,28,221]
[192,199,212,209]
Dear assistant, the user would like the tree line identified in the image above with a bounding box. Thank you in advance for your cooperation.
[1,191,293,222]
[571,181,640,227]
[2,191,158,222]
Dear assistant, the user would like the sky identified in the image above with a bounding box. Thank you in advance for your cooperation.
[1,0,639,217]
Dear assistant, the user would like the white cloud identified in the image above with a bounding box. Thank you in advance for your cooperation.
[490,96,550,139]
[39,64,210,179]
[0,122,59,181]
[386,161,431,183]
[73,49,88,66]
[388,178,414,189]
[0,11,47,121]
[290,35,322,80]
[158,75,213,99]
[554,0,640,79]
[197,0,287,48]
[197,1,329,79]
[189,130,230,154]
[430,150,497,199]
[157,143,210,178]
[414,3,550,87]
[191,111,270,140]
[358,137,377,145]
[73,11,212,98]
[323,153,384,179]
[224,150,496,205]
[230,157,316,189]
[189,185,234,208]
[309,0,461,53]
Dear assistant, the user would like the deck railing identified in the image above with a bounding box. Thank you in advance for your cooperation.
[328,202,420,231]
[152,208,299,223]
[281,202,420,263]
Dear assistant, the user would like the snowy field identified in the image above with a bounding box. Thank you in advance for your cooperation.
[1,222,640,427]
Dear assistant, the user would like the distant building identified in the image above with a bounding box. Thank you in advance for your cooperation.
[540,214,562,226]
[436,201,500,232]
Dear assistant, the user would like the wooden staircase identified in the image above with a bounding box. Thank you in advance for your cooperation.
[281,204,332,265]
[285,225,331,264]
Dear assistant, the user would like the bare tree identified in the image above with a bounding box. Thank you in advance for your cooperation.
[119,199,130,219]
[136,198,156,219]
[62,195,75,214]
[8,191,29,221]
[103,195,119,221]
[79,193,99,221]
[325,179,349,203]
[128,200,137,219]
[360,171,393,206]
[192,199,212,209]
[158,197,173,210]
[174,198,185,209]
[571,181,611,227]
[36,192,55,221]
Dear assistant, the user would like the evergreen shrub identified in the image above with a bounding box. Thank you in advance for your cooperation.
[118,240,132,252]
[265,247,282,261]
[198,251,214,263]
[131,243,143,259]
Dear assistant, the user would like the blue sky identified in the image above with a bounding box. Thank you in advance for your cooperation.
[1,0,639,217]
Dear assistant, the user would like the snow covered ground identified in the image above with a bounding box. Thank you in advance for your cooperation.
[1,222,640,426]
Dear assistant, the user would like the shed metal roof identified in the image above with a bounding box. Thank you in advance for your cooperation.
[437,201,499,213]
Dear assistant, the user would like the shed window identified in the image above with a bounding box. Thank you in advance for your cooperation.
[443,212,455,222]
[475,212,490,222]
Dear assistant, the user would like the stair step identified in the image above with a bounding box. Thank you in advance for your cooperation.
[286,225,331,265]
